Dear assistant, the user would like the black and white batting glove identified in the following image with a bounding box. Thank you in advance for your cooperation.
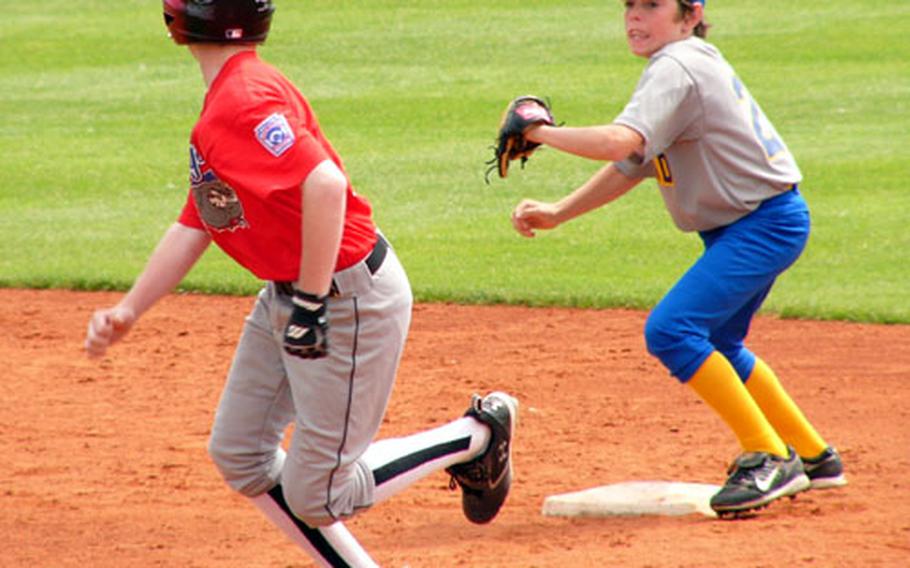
[283,290,329,360]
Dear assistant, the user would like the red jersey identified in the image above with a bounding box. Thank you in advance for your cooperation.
[178,51,376,281]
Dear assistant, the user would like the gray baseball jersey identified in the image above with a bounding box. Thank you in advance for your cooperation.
[614,37,802,232]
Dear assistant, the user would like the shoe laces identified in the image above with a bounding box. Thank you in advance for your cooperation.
[726,453,776,486]
[448,460,488,490]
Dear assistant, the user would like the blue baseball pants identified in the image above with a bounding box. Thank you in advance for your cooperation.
[644,189,811,382]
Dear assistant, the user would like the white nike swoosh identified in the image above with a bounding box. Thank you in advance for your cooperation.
[754,467,779,493]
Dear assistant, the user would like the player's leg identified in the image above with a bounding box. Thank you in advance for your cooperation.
[645,269,807,515]
[207,287,377,567]
[365,390,518,525]
[208,288,294,497]
[644,190,813,514]
[276,246,413,523]
[743,357,845,488]
[644,256,786,457]
[707,194,845,489]
[712,298,846,490]
[280,247,516,549]
[281,350,505,525]
[344,251,517,523]
[363,415,489,503]
[710,291,831,455]
[250,485,379,568]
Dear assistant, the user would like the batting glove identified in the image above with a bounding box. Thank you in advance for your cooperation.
[283,290,329,360]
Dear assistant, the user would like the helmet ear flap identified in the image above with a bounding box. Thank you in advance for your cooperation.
[163,0,188,44]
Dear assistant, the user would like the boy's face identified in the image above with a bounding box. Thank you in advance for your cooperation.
[624,0,696,58]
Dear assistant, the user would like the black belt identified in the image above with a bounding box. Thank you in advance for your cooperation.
[273,234,388,296]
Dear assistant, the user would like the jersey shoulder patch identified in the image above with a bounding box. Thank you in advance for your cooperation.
[254,112,295,157]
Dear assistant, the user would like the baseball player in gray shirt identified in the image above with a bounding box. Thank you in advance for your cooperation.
[510,0,844,517]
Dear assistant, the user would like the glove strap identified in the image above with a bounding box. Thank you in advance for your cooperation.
[291,290,327,313]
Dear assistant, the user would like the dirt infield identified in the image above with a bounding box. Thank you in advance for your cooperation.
[3,288,909,567]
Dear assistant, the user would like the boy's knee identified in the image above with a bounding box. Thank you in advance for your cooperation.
[644,311,678,359]
[207,433,282,497]
[281,480,342,527]
[281,459,373,525]
[644,311,712,381]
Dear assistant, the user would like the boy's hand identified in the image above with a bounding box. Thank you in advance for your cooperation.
[85,306,136,358]
[511,199,560,238]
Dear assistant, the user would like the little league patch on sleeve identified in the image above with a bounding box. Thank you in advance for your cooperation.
[255,112,295,157]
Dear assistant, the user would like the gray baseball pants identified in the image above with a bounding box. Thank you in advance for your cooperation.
[208,240,412,526]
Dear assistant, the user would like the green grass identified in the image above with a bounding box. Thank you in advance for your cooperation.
[1,0,908,323]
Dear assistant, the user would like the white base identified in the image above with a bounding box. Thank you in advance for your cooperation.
[542,481,721,518]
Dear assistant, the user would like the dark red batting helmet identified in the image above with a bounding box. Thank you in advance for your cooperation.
[163,0,276,45]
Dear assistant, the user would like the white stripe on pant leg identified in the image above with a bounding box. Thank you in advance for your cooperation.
[250,493,379,568]
[364,416,491,504]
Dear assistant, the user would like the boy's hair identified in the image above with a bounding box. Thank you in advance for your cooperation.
[678,0,710,38]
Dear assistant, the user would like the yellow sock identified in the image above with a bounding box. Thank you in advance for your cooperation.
[688,352,788,457]
[745,357,828,458]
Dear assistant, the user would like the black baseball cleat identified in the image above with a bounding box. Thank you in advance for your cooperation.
[803,446,847,489]
[710,446,810,518]
[446,391,519,524]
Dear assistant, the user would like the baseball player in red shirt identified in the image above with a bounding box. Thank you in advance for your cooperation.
[84,2,517,565]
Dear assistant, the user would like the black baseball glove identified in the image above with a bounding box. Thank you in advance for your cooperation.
[485,95,555,182]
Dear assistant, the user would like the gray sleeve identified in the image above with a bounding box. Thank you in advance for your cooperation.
[614,155,656,179]
[613,55,701,163]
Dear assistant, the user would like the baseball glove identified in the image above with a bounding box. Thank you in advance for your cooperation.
[485,95,555,182]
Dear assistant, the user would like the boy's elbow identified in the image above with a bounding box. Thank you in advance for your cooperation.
[604,125,645,162]
[302,160,348,199]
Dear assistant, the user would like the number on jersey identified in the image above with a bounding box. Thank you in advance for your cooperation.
[732,76,786,161]
[653,153,674,187]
